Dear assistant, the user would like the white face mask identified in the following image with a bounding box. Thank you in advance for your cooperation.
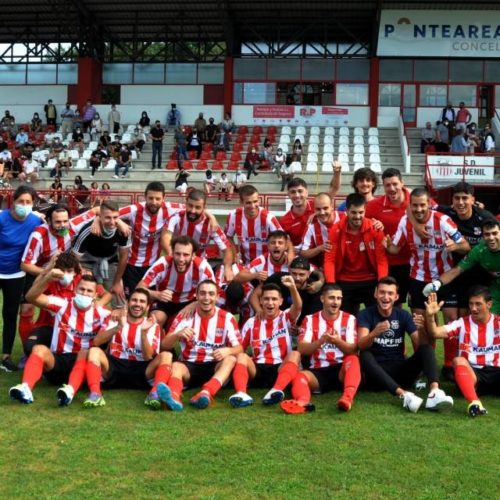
[14,204,32,219]
[74,293,93,309]
[59,273,74,287]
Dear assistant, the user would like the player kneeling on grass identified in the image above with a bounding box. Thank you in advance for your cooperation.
[358,276,453,413]
[425,287,500,417]
[281,283,360,414]
[229,276,302,408]
[9,272,110,406]
[82,288,173,409]
[158,280,243,411]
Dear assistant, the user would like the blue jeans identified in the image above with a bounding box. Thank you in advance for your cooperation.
[115,162,129,176]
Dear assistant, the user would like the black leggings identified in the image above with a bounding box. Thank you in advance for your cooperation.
[0,276,25,355]
[360,344,439,395]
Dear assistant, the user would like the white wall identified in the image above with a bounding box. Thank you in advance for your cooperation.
[417,107,479,128]
[121,85,204,105]
[377,107,400,127]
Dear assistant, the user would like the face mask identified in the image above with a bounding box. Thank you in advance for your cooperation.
[59,273,74,286]
[57,227,69,236]
[14,204,32,219]
[102,227,116,237]
[74,293,93,309]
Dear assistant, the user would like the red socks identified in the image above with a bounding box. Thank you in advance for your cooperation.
[18,311,34,345]
[273,361,299,391]
[86,362,102,395]
[152,364,172,392]
[233,362,249,393]
[22,354,44,389]
[443,337,459,368]
[291,372,311,405]
[454,365,478,402]
[168,376,184,400]
[202,377,222,397]
[342,355,361,401]
[68,359,87,394]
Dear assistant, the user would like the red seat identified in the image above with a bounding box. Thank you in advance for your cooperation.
[238,125,248,135]
[267,126,277,134]
[170,150,178,160]
[197,159,208,170]
[166,160,177,170]
[212,160,224,170]
[182,160,193,170]
[200,151,211,160]
[202,142,213,152]
[253,125,263,134]
[230,152,242,162]
[215,151,227,161]
[188,150,197,160]
[228,160,239,171]
[260,160,271,170]
[233,143,243,153]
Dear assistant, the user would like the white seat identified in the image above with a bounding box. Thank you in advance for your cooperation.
[354,144,365,154]
[46,158,57,170]
[109,133,117,142]
[339,126,349,136]
[370,163,382,172]
[309,135,319,144]
[323,143,334,153]
[353,135,364,145]
[307,152,318,162]
[69,150,80,160]
[369,153,381,164]
[58,151,69,161]
[368,135,379,145]
[83,133,91,143]
[310,126,320,135]
[66,133,73,142]
[281,126,292,135]
[368,127,379,136]
[52,133,63,140]
[127,124,136,133]
[308,143,319,153]
[296,126,306,135]
[131,150,138,160]
[354,127,364,136]
[369,144,380,154]
[278,143,289,153]
[82,150,92,160]
[105,158,117,170]
[121,133,132,144]
[324,135,334,145]
[337,153,350,170]
[294,134,304,144]
[88,141,98,150]
[279,135,290,144]
[306,161,318,172]
[338,144,349,154]
[325,126,335,135]
[322,152,334,164]
[353,153,365,164]
[354,162,365,171]
[338,135,349,145]
[76,158,87,170]
[322,162,333,172]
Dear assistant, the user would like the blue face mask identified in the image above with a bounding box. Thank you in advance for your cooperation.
[59,273,74,287]
[14,204,32,219]
[74,293,93,309]
[102,227,116,237]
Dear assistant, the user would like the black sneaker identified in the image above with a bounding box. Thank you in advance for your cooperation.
[1,357,19,372]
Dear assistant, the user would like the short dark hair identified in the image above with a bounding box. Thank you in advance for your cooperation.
[377,276,399,291]
[410,187,430,200]
[187,188,207,204]
[145,181,165,196]
[172,235,199,254]
[55,252,81,274]
[239,184,258,201]
[468,285,492,302]
[287,178,308,190]
[197,279,218,292]
[452,182,474,196]
[320,282,342,295]
[262,283,282,297]
[346,192,366,209]
[46,203,69,222]
[131,287,151,304]
[79,274,98,285]
[100,200,119,212]
[382,168,402,181]
[267,230,288,241]
[352,167,378,193]
[13,184,36,203]
[481,218,500,231]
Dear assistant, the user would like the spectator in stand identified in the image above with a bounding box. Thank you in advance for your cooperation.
[19,153,39,184]
[481,123,496,152]
[44,99,57,127]
[50,176,63,202]
[113,145,131,179]
[214,126,230,156]
[441,101,455,138]
[203,169,217,195]
[221,112,236,134]
[450,129,470,153]
[108,105,121,134]
[100,183,111,204]
[0,110,15,132]
[167,103,181,129]
[455,102,472,132]
[272,147,286,178]
[175,168,190,195]
[337,167,378,212]
[280,161,293,192]
[187,129,203,159]
[420,121,437,153]
[292,138,303,161]
[436,120,450,152]
[89,149,102,178]
[60,103,75,137]
[0,159,9,187]
[0,136,7,153]
[71,126,85,153]
[466,122,481,152]
[149,120,164,170]
[174,125,188,168]
[90,112,104,141]
[133,126,146,152]
[30,113,43,133]
[244,147,260,179]
[138,111,150,128]
[194,112,207,140]
[82,99,97,132]
[15,128,29,148]
[89,181,99,206]
[206,118,218,144]
[260,138,273,167]
[231,169,246,194]
[218,172,230,201]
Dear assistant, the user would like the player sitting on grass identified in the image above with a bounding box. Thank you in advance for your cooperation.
[9,272,110,406]
[157,280,243,411]
[82,288,173,409]
[425,287,499,417]
[281,283,360,414]
[228,276,302,408]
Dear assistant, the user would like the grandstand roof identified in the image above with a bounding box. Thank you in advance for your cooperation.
[0,0,496,53]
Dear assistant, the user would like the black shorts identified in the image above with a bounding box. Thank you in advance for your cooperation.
[151,300,193,319]
[251,363,280,388]
[453,267,492,309]
[337,280,377,314]
[473,366,500,396]
[123,264,150,299]
[308,365,343,393]
[388,264,411,305]
[44,353,77,385]
[20,274,33,304]
[103,356,151,389]
[408,278,457,310]
[183,361,217,389]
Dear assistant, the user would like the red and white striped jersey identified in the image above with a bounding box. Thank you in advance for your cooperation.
[299,310,357,369]
[248,253,289,275]
[300,215,342,252]
[22,211,94,268]
[119,201,183,267]
[166,210,228,258]
[392,211,462,281]
[169,307,241,363]
[214,263,253,308]
[224,207,283,264]
[241,310,293,365]
[108,318,162,361]
[444,314,500,368]
[142,255,215,304]
[46,296,111,354]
